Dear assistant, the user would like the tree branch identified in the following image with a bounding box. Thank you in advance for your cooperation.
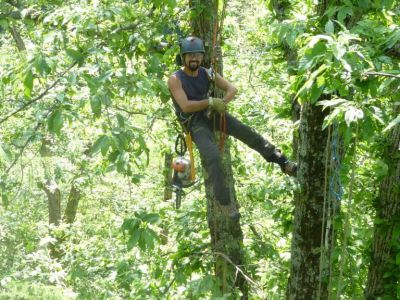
[0,61,77,125]
[364,71,400,79]
[9,25,26,51]
[6,121,43,174]
[5,103,58,173]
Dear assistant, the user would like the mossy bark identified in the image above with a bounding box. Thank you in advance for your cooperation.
[288,102,330,299]
[365,105,400,299]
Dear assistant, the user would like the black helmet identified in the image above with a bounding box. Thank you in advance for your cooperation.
[180,36,205,56]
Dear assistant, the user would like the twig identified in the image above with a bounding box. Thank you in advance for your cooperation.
[5,104,57,173]
[6,121,42,174]
[212,251,263,292]
[113,105,147,116]
[364,71,400,79]
[0,61,78,125]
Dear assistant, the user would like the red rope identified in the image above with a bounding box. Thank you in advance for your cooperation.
[219,113,227,152]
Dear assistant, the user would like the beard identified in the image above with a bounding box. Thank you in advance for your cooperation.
[187,61,200,71]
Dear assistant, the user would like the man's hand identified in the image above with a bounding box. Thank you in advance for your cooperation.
[209,97,226,113]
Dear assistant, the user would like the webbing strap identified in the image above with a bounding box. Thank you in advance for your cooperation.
[185,133,196,181]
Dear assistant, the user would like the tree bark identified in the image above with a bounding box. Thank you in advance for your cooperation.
[9,25,26,51]
[163,151,173,200]
[365,105,400,299]
[39,179,61,226]
[288,102,330,299]
[189,0,248,298]
[63,183,81,224]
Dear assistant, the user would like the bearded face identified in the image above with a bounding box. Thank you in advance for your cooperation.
[184,53,204,71]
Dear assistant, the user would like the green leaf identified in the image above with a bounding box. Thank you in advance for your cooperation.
[108,150,119,163]
[332,43,346,60]
[372,159,389,180]
[143,229,156,251]
[116,113,125,128]
[0,144,12,163]
[309,81,324,103]
[90,96,102,117]
[344,107,364,126]
[65,48,85,62]
[91,135,110,156]
[295,64,328,102]
[337,6,353,24]
[34,55,51,76]
[143,213,160,224]
[383,115,400,133]
[131,174,144,185]
[325,20,334,34]
[317,98,349,109]
[393,224,400,241]
[396,253,400,265]
[116,152,129,173]
[138,230,147,251]
[121,218,140,232]
[127,228,141,250]
[24,69,34,98]
[47,110,63,136]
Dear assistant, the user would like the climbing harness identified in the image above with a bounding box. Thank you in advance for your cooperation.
[171,133,196,209]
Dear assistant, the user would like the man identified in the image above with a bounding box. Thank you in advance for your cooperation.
[168,36,297,219]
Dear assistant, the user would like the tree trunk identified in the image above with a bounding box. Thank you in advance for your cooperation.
[39,179,62,226]
[163,151,173,200]
[38,179,62,258]
[189,0,248,298]
[288,102,330,299]
[63,183,81,224]
[365,105,400,299]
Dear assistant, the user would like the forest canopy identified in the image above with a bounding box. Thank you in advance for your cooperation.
[0,0,399,299]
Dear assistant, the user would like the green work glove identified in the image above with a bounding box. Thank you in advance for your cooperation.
[208,97,226,113]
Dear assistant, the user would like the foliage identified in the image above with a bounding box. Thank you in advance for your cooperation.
[1,0,399,299]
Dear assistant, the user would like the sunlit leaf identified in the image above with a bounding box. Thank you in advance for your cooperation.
[383,115,400,133]
[47,110,63,136]
[23,69,34,98]
[90,96,102,117]
[325,20,334,34]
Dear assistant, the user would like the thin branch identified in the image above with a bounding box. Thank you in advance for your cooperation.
[9,25,26,51]
[364,71,400,79]
[5,103,58,173]
[113,105,148,116]
[212,251,263,292]
[6,121,42,174]
[0,61,77,125]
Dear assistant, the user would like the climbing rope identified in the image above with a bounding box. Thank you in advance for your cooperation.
[336,124,359,300]
[317,122,359,299]
[318,122,344,300]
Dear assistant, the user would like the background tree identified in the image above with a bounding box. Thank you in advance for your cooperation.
[1,0,399,298]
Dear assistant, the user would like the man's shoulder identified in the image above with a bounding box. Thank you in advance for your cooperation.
[169,69,183,80]
[168,70,182,88]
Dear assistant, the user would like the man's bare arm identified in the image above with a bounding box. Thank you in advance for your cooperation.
[168,74,210,113]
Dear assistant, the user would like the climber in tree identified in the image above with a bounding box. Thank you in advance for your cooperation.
[168,36,297,218]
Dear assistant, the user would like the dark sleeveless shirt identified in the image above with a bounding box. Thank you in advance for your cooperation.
[171,67,210,122]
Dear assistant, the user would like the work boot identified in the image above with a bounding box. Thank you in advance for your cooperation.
[280,160,298,177]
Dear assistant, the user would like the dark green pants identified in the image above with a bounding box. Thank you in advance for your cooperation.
[190,112,279,205]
